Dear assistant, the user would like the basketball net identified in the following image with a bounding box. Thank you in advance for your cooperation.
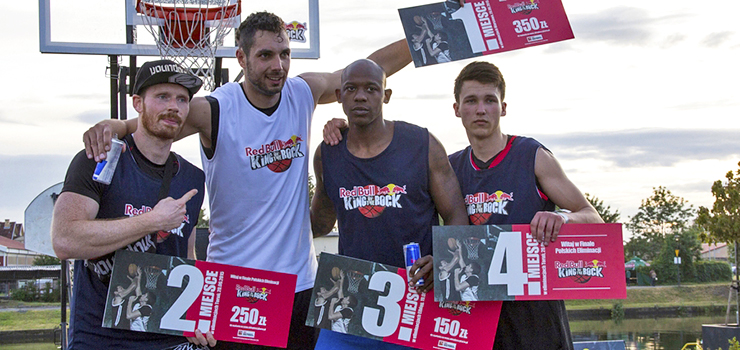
[144,266,162,290]
[347,271,364,294]
[136,0,241,91]
[463,238,481,260]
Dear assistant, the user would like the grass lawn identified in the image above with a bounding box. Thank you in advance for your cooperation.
[565,282,732,310]
[0,309,69,331]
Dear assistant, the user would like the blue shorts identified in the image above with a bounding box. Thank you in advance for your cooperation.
[314,329,415,350]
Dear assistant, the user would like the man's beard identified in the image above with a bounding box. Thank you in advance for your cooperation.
[141,105,182,140]
[246,63,284,96]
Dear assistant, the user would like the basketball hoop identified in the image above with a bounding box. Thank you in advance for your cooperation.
[463,237,481,260]
[347,271,365,294]
[136,0,241,91]
[144,266,163,290]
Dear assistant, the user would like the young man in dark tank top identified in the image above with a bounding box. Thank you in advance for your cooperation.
[448,61,603,350]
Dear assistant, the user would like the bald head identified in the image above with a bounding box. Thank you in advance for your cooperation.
[341,59,387,88]
[335,59,392,127]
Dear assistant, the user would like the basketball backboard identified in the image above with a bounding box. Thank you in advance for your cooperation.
[38,0,320,59]
[24,182,64,258]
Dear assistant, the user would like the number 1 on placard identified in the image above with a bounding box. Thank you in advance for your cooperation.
[487,231,527,296]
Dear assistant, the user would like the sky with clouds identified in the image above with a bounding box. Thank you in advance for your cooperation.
[1,0,738,241]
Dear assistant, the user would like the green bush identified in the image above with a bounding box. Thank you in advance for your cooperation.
[718,336,740,350]
[695,260,732,282]
[611,302,624,323]
[10,280,61,302]
[10,283,38,302]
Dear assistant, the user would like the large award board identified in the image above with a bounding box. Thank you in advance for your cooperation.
[307,253,502,349]
[103,250,297,347]
[433,224,626,302]
[399,0,575,67]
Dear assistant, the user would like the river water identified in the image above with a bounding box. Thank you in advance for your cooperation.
[571,315,727,349]
[0,315,728,349]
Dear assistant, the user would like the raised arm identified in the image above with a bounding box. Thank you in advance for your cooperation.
[84,119,137,162]
[425,36,442,57]
[327,298,342,321]
[310,145,338,237]
[126,295,142,320]
[531,147,603,245]
[83,96,212,161]
[453,268,470,292]
[299,39,412,105]
[51,189,198,260]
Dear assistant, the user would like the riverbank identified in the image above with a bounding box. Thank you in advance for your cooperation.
[565,282,732,311]
[0,282,733,331]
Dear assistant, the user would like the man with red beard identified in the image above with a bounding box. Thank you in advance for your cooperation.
[52,60,208,350]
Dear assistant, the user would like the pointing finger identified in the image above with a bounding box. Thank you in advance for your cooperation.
[176,189,198,204]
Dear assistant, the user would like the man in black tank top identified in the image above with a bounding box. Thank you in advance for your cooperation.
[310,59,468,349]
[450,62,603,349]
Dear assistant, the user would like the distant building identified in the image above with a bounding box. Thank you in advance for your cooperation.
[0,219,24,241]
[0,235,43,266]
[313,231,339,258]
[701,243,729,261]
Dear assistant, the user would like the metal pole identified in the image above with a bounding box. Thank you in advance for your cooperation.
[730,241,740,325]
[109,55,119,120]
[60,259,68,350]
[119,66,129,121]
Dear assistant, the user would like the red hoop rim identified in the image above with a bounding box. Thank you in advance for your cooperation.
[136,0,241,21]
[348,270,364,278]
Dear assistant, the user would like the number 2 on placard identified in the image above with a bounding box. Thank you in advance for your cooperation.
[487,231,527,295]
[362,271,405,337]
[160,265,204,332]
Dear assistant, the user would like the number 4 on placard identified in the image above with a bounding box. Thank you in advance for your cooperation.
[487,231,528,296]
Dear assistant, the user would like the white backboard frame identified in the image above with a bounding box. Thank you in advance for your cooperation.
[38,0,320,58]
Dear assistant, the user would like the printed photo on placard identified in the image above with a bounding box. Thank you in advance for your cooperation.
[103,251,187,336]
[307,252,502,349]
[433,224,626,302]
[399,1,479,67]
[399,0,575,67]
[306,252,388,338]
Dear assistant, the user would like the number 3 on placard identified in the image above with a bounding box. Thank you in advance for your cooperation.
[487,231,527,295]
[159,265,203,332]
[362,271,405,337]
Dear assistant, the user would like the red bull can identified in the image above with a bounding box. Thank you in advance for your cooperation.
[404,242,424,286]
[92,138,124,184]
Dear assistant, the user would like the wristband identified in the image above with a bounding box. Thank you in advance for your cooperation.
[556,211,569,224]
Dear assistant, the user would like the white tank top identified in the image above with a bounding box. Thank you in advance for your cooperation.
[202,78,318,291]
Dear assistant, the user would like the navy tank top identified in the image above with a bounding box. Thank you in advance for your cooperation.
[449,136,573,350]
[448,136,555,225]
[321,121,438,267]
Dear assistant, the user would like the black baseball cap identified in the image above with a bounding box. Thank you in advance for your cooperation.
[133,60,203,99]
